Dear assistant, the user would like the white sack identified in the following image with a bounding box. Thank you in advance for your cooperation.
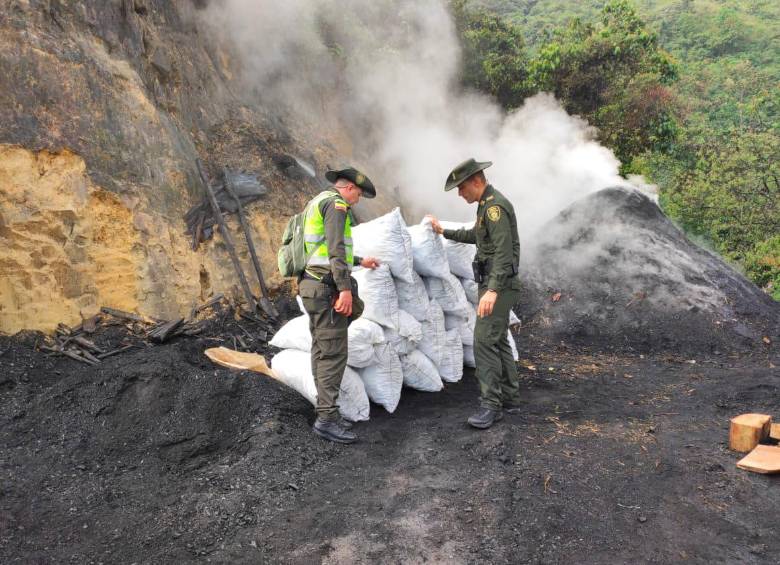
[460,278,479,305]
[440,221,476,279]
[270,314,383,368]
[509,309,521,327]
[407,218,450,278]
[438,328,464,383]
[444,310,475,347]
[463,345,476,368]
[384,309,422,355]
[358,343,403,413]
[461,333,516,368]
[424,273,472,318]
[352,264,399,329]
[395,271,430,322]
[400,350,443,392]
[417,300,446,366]
[347,318,386,368]
[352,208,415,283]
[271,349,370,422]
[269,314,310,351]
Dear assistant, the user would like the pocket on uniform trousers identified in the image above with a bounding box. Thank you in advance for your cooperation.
[474,315,504,345]
[317,327,346,358]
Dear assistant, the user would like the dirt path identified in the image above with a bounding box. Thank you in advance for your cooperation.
[1,336,778,563]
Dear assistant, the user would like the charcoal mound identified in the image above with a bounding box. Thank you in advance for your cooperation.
[517,187,779,354]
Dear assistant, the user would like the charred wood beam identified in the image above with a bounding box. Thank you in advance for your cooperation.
[222,166,279,320]
[189,293,225,320]
[97,345,136,359]
[100,307,149,324]
[149,318,185,343]
[196,159,258,312]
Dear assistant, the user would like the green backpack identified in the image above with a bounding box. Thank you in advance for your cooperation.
[277,201,323,278]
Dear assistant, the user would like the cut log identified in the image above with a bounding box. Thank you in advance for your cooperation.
[729,413,772,452]
[771,423,780,442]
[736,444,780,474]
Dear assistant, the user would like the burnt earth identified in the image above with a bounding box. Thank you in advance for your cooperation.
[1,328,778,563]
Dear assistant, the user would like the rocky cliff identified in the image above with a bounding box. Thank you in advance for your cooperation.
[0,0,392,333]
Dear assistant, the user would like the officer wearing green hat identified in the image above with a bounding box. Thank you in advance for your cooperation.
[428,158,522,429]
[299,166,379,444]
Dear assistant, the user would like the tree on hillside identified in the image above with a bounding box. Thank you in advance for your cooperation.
[451,0,533,109]
[526,0,678,171]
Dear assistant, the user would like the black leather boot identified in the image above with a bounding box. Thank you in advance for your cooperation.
[313,418,357,444]
[339,418,354,430]
[467,407,503,429]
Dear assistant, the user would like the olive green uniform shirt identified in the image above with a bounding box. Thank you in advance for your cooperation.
[442,185,521,292]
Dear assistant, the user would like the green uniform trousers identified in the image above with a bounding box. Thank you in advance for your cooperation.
[298,277,363,422]
[474,285,521,410]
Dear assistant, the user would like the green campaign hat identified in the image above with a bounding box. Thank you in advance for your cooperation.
[444,158,492,191]
[325,166,376,198]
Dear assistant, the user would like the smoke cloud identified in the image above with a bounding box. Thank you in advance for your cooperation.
[201,0,638,237]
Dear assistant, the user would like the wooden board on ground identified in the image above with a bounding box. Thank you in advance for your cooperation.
[736,444,780,474]
[205,346,276,378]
[729,413,772,452]
[771,423,780,442]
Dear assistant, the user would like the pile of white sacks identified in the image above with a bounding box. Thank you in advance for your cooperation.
[270,209,519,422]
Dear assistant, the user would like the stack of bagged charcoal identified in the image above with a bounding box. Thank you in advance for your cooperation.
[269,209,519,422]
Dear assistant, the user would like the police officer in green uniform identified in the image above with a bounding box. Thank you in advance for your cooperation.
[427,158,521,429]
[298,167,380,444]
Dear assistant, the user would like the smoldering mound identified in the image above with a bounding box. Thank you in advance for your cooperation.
[517,187,780,354]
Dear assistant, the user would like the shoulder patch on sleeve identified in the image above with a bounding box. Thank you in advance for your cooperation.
[487,205,501,222]
[334,200,348,212]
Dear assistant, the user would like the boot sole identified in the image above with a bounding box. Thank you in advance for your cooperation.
[312,426,357,444]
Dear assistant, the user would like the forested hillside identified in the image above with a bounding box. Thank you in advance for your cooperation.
[459,0,780,299]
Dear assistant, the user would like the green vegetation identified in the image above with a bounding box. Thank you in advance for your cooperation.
[454,0,780,299]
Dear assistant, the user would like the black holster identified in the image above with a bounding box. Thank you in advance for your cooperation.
[472,259,491,284]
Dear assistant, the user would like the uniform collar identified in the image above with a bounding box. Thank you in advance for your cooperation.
[326,187,350,207]
[479,184,495,206]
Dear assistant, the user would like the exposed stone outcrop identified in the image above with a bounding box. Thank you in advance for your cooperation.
[0,1,393,332]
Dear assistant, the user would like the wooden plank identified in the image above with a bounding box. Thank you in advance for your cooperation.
[729,414,772,452]
[196,159,258,312]
[737,445,780,474]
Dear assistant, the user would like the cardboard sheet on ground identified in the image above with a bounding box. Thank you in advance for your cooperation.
[205,346,276,377]
[736,444,780,474]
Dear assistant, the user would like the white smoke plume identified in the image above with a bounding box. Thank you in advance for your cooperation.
[201,0,635,237]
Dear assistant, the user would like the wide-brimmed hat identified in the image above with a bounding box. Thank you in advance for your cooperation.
[325,166,376,198]
[444,158,492,191]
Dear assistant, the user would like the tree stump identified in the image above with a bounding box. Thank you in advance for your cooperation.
[729,414,772,452]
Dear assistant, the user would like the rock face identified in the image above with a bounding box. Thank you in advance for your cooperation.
[0,1,393,333]
[518,187,780,353]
